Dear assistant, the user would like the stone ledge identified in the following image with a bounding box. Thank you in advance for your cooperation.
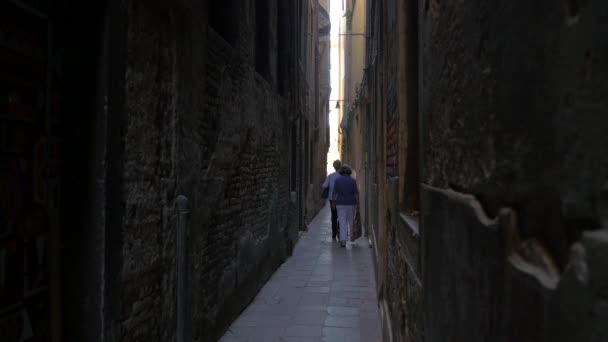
[399,212,419,237]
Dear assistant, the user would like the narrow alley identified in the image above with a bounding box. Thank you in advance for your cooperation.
[220,204,381,342]
[1,0,608,342]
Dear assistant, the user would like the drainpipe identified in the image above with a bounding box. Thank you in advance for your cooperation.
[175,195,189,342]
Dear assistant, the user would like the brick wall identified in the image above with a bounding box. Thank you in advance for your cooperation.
[0,0,327,341]
[111,1,327,341]
[120,2,178,340]
[385,118,399,178]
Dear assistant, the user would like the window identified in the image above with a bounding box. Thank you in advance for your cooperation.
[304,120,310,184]
[401,0,420,215]
[290,123,297,191]
[210,1,239,44]
[277,2,286,95]
[309,141,314,185]
[255,0,270,81]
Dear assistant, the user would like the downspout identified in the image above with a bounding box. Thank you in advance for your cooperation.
[176,195,190,342]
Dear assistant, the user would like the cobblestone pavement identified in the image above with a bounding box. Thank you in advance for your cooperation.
[220,204,382,342]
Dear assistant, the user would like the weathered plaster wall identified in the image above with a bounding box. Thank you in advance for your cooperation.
[420,0,608,340]
[354,0,424,341]
[340,0,424,341]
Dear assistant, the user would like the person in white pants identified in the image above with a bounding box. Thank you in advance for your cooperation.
[331,164,359,247]
[336,204,355,244]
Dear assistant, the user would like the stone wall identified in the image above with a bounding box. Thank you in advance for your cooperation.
[346,0,608,341]
[120,3,178,340]
[343,0,424,341]
[108,0,327,341]
[420,0,608,341]
[2,0,327,341]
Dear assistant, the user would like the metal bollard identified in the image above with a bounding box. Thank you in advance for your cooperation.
[176,195,189,342]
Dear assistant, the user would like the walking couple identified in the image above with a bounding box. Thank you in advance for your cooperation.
[322,160,359,247]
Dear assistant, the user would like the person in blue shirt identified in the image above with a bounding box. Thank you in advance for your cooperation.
[322,159,342,239]
[332,164,359,247]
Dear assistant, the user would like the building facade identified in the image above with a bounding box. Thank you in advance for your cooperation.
[341,0,608,341]
[341,0,422,340]
[0,0,329,341]
[420,1,608,341]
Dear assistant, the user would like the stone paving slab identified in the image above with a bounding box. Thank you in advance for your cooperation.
[220,204,382,342]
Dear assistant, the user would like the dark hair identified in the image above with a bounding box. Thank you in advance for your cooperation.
[333,159,342,171]
[339,164,352,175]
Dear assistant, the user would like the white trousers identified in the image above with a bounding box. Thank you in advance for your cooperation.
[336,205,355,242]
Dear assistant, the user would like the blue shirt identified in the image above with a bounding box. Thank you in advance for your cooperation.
[333,175,358,205]
[322,171,341,199]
